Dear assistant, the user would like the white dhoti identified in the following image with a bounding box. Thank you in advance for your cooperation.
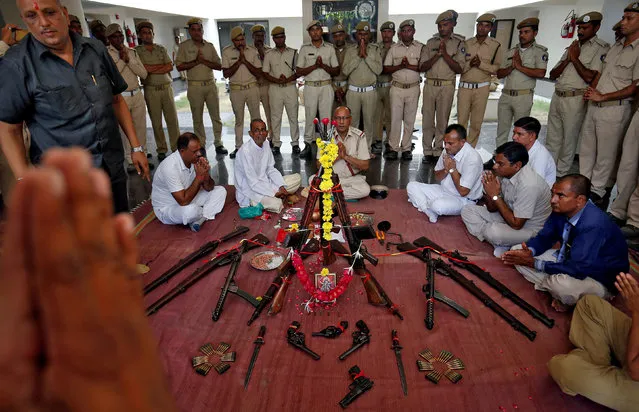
[250,173,301,213]
[461,204,537,249]
[155,186,227,226]
[512,247,610,305]
[407,182,474,223]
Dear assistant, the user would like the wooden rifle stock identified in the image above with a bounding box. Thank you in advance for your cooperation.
[143,226,249,295]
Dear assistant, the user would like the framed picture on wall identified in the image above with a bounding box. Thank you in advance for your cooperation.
[312,0,378,42]
[491,19,515,50]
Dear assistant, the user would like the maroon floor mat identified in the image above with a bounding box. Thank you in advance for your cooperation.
[139,189,608,411]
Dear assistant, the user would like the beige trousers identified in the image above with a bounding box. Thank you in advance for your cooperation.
[626,175,639,228]
[496,93,534,147]
[259,84,272,136]
[120,92,147,164]
[610,109,639,220]
[422,83,455,156]
[548,295,639,412]
[230,87,261,149]
[188,83,223,147]
[545,94,587,177]
[375,85,391,143]
[303,84,334,143]
[389,85,420,152]
[346,88,377,146]
[144,85,180,153]
[579,104,633,197]
[250,173,301,213]
[269,84,300,147]
[457,85,490,148]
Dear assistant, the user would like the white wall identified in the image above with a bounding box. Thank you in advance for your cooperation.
[601,0,629,44]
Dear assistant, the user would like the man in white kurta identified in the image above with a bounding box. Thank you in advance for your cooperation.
[235,119,301,213]
[512,116,556,186]
[152,133,227,231]
[407,124,483,222]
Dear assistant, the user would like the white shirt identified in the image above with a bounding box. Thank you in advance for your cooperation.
[234,139,285,207]
[151,151,196,210]
[528,140,556,187]
[435,142,484,200]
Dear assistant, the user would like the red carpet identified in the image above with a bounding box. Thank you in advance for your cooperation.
[139,189,610,412]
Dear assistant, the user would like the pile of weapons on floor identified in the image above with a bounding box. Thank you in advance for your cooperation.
[141,172,556,407]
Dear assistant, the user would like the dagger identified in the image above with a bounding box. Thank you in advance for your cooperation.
[244,325,266,389]
[391,330,407,396]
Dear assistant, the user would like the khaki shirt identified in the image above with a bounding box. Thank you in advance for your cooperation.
[377,41,394,83]
[333,44,353,84]
[255,45,271,86]
[501,42,549,90]
[263,46,297,79]
[297,41,339,82]
[221,45,262,85]
[500,164,552,232]
[421,35,466,80]
[596,37,639,95]
[554,36,609,90]
[384,40,423,84]
[135,44,172,86]
[176,39,221,82]
[461,36,502,83]
[342,43,383,87]
[107,45,147,91]
[317,126,371,178]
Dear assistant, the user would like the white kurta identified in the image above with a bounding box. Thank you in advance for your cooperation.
[528,140,556,187]
[151,151,226,225]
[407,142,483,222]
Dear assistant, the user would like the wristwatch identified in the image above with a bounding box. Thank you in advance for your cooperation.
[448,168,456,174]
[132,146,144,153]
[492,195,500,201]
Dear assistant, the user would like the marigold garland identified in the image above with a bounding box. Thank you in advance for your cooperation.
[292,251,353,305]
[316,137,339,241]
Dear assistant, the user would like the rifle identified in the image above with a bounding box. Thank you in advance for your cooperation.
[143,226,249,295]
[424,249,469,330]
[145,234,268,316]
[413,236,555,329]
[212,235,271,321]
[397,242,537,341]
[339,365,374,409]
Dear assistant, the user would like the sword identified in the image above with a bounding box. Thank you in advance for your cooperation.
[244,325,266,389]
[391,330,407,396]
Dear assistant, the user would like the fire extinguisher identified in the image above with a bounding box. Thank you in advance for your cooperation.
[561,10,576,38]
[125,24,135,47]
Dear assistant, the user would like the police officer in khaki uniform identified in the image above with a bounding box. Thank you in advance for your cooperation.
[580,2,639,209]
[297,20,340,158]
[496,18,548,147]
[176,18,227,156]
[262,26,300,155]
[613,20,624,42]
[89,19,107,46]
[343,21,383,150]
[374,21,395,155]
[251,24,273,138]
[135,21,181,162]
[420,11,465,162]
[458,13,502,148]
[547,12,609,177]
[222,26,263,158]
[106,24,150,173]
[611,100,639,226]
[382,19,423,160]
[331,23,351,111]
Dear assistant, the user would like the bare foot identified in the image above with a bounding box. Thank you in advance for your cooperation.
[551,298,570,312]
[0,148,175,411]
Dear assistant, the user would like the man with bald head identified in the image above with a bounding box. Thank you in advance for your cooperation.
[0,0,150,213]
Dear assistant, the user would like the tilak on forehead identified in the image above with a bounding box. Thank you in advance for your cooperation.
[33,1,39,10]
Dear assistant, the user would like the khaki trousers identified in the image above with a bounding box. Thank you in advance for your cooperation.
[626,175,639,227]
[188,83,223,147]
[250,173,301,213]
[548,295,639,412]
[457,85,490,147]
[461,204,537,247]
[259,84,272,136]
[389,85,420,152]
[579,104,633,197]
[375,85,391,143]
[496,93,534,147]
[230,87,261,149]
[144,85,180,154]
[610,109,639,220]
[303,84,334,143]
[346,88,377,146]
[422,83,455,156]
[120,92,147,164]
[269,84,300,147]
[546,94,587,177]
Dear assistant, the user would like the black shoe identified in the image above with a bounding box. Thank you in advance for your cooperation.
[607,212,626,227]
[271,146,281,155]
[384,150,398,160]
[371,141,383,155]
[148,162,155,171]
[622,224,639,239]
[215,145,228,155]
[591,192,610,211]
[157,152,166,162]
[401,151,413,161]
[229,149,238,159]
[299,144,312,159]
[146,153,152,159]
[384,142,392,153]
[411,142,415,151]
[292,145,301,155]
